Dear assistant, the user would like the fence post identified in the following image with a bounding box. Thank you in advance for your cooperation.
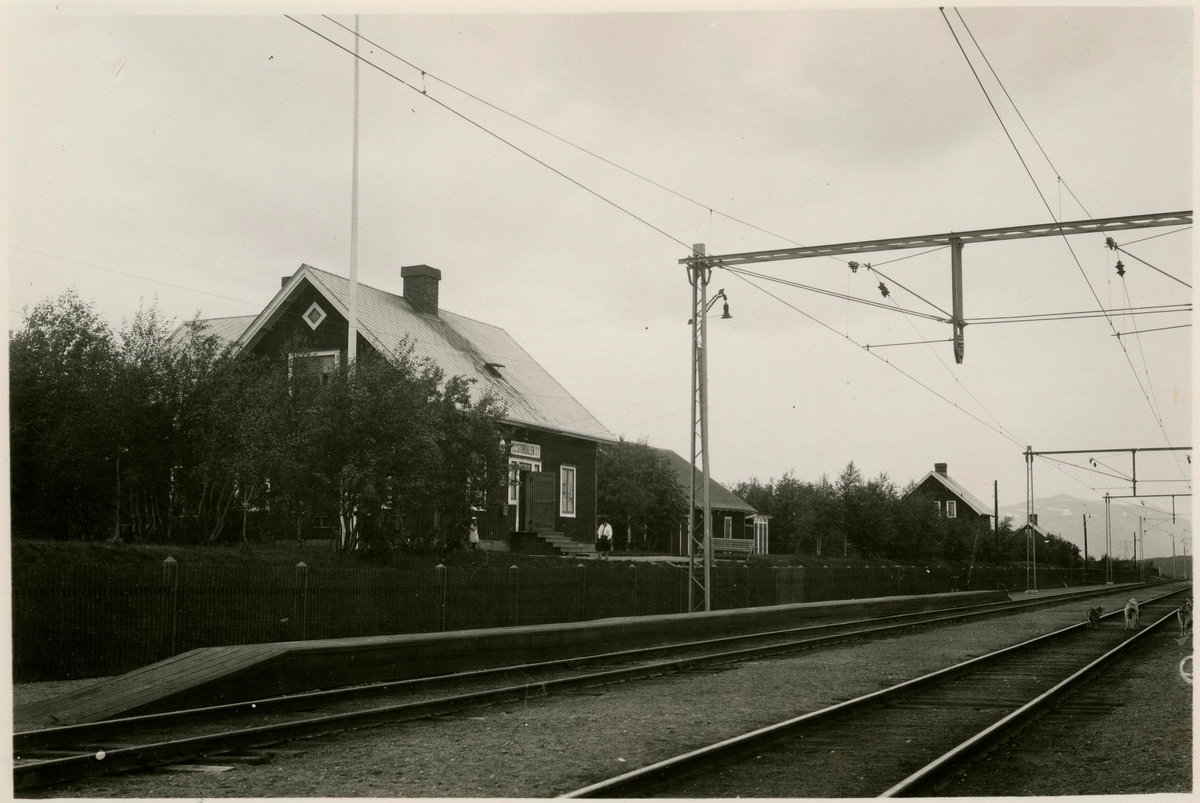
[510,565,519,626]
[631,565,638,617]
[162,556,179,658]
[435,563,447,632]
[295,562,309,641]
[744,564,751,608]
[847,565,853,599]
[577,564,587,621]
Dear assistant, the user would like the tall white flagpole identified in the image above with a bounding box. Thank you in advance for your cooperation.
[348,14,360,370]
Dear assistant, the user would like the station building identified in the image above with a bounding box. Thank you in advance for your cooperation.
[181,262,615,553]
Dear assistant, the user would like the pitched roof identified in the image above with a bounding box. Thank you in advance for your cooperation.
[222,264,615,442]
[172,315,258,346]
[910,470,991,517]
[653,447,756,514]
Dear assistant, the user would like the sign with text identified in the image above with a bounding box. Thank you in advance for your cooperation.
[510,440,541,460]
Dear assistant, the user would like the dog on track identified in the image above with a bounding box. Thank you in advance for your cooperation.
[1123,598,1140,631]
[1178,599,1192,637]
[1085,605,1103,629]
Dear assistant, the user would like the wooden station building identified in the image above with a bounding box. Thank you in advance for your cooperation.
[182,263,615,555]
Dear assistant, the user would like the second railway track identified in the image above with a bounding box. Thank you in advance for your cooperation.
[562,585,1191,798]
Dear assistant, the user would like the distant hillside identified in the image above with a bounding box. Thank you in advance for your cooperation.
[998,493,1191,560]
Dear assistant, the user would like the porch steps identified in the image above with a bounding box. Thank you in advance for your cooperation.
[538,532,596,558]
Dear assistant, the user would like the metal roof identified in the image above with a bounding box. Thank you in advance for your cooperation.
[230,265,614,442]
[910,470,991,517]
[653,447,756,514]
[170,315,257,347]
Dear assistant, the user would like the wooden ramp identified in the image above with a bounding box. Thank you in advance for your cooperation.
[14,644,289,728]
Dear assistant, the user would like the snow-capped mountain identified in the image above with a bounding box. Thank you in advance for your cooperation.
[997,494,1191,560]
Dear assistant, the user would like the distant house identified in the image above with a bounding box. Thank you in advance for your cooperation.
[179,262,614,554]
[908,462,992,526]
[652,447,766,555]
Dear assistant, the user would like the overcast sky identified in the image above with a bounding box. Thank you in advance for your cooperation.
[4,2,1193,557]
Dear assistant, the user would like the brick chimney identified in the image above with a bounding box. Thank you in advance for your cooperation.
[934,462,948,476]
[401,264,441,315]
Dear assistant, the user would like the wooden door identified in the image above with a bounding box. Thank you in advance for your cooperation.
[524,471,557,533]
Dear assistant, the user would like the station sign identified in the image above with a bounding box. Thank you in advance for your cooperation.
[510,440,541,460]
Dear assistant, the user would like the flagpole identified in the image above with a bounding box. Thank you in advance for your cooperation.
[348,14,360,371]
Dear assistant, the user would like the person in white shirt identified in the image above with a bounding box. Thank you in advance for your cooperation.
[468,516,480,550]
[596,517,613,559]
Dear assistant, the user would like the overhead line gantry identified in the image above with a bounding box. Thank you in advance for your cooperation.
[682,210,1191,365]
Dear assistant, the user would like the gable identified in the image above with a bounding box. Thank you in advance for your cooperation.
[910,471,990,517]
[228,264,614,443]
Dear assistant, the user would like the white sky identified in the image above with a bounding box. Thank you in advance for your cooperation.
[3,2,1193,557]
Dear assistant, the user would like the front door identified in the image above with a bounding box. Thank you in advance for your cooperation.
[524,471,557,533]
[508,458,541,531]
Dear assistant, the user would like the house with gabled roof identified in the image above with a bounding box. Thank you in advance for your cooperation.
[181,262,614,554]
[907,462,992,526]
[652,447,766,555]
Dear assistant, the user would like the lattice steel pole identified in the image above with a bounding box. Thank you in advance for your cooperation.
[687,244,713,612]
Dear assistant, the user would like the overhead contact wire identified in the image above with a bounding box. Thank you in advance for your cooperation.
[942,7,1184,466]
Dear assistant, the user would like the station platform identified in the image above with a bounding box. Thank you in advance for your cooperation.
[19,584,1150,730]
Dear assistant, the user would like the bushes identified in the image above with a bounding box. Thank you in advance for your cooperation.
[10,292,508,551]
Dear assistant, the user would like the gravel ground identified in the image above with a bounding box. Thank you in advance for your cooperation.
[936,612,1193,796]
[19,587,1188,798]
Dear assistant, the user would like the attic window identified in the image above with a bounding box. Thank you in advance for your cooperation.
[483,362,505,377]
[304,302,327,330]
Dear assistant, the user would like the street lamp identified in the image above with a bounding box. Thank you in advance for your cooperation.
[685,244,732,613]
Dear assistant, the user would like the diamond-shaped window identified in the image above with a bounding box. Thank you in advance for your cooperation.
[304,302,327,330]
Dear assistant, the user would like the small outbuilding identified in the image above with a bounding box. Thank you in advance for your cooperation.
[652,447,763,556]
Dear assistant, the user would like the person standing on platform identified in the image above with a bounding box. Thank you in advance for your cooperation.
[468,516,480,550]
[597,517,613,559]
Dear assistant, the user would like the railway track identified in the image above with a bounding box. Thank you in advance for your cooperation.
[11,582,1162,792]
[561,585,1191,798]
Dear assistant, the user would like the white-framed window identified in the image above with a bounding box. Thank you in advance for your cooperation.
[933,500,942,516]
[303,302,327,330]
[559,465,577,517]
[946,500,957,518]
[724,516,733,538]
[289,350,339,389]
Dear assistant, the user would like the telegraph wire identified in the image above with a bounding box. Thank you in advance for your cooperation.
[12,246,264,309]
[284,15,692,252]
[320,13,903,279]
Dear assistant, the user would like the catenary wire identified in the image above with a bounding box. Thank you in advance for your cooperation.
[1112,324,1191,337]
[1111,243,1192,288]
[720,266,947,322]
[722,267,1026,450]
[942,7,1187,478]
[1119,226,1192,248]
[953,8,1092,220]
[284,15,692,252]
